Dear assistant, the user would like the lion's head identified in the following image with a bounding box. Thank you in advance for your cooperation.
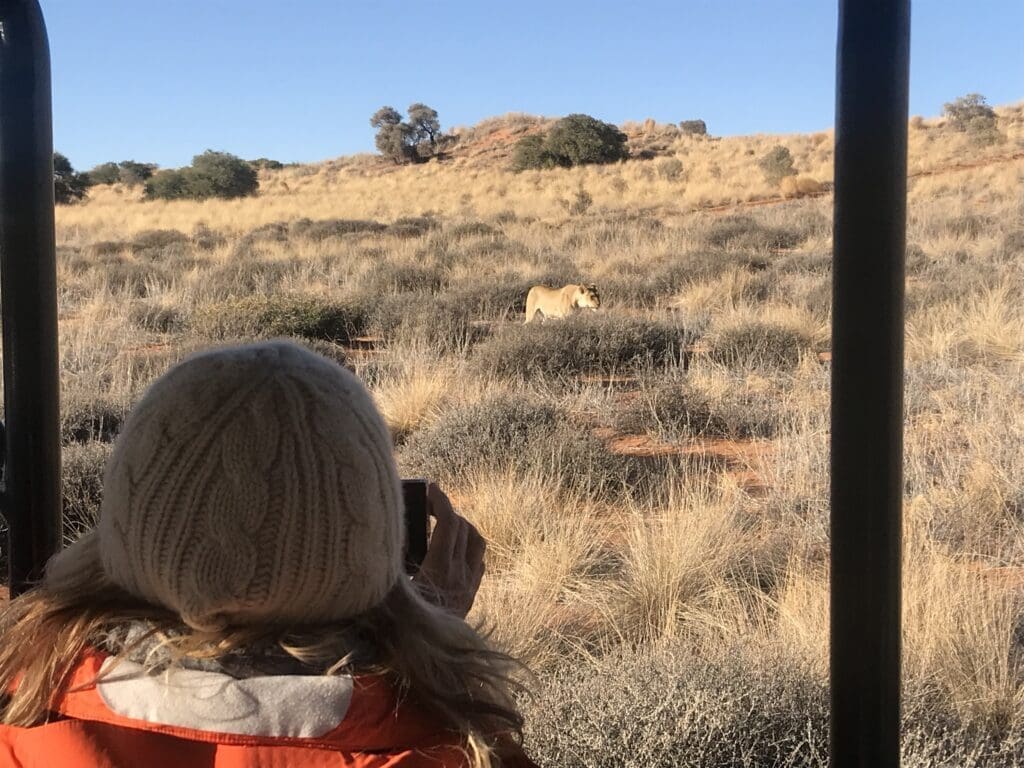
[575,284,601,310]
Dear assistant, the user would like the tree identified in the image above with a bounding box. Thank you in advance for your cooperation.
[407,103,440,148]
[544,114,629,167]
[370,104,444,163]
[53,153,89,204]
[370,106,403,128]
[87,162,121,185]
[118,160,157,186]
[943,93,1001,145]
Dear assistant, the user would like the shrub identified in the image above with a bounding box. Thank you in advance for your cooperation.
[678,119,708,135]
[186,150,259,199]
[144,168,189,200]
[704,215,806,251]
[387,216,439,238]
[249,157,284,170]
[657,158,685,181]
[545,114,629,167]
[511,134,559,172]
[117,160,157,186]
[62,442,113,543]
[758,145,797,186]
[144,151,258,201]
[53,153,89,204]
[709,321,814,370]
[192,223,228,251]
[943,93,1001,144]
[61,392,128,444]
[191,295,369,344]
[87,162,121,185]
[360,262,446,294]
[617,381,779,439]
[567,188,593,216]
[127,299,186,333]
[400,396,671,499]
[131,229,189,251]
[472,316,695,379]
[289,217,387,240]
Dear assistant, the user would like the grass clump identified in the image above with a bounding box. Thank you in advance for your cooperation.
[709,321,814,370]
[704,215,807,251]
[524,646,828,768]
[289,217,387,240]
[472,316,695,379]
[617,380,779,439]
[61,392,129,444]
[62,441,113,544]
[191,295,369,344]
[400,395,672,499]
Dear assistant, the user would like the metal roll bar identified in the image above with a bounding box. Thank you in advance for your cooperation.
[0,0,62,596]
[831,1,909,766]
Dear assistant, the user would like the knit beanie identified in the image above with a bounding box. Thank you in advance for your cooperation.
[47,340,404,630]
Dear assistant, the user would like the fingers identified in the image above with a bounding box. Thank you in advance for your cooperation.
[427,482,459,564]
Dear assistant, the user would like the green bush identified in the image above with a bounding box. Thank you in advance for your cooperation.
[144,151,258,201]
[512,115,628,171]
[249,157,284,170]
[87,162,121,185]
[472,316,695,379]
[53,153,89,204]
[186,150,259,199]
[511,134,560,171]
[144,168,188,200]
[758,145,797,186]
[943,93,1001,144]
[545,114,629,167]
[191,295,369,344]
[117,160,157,186]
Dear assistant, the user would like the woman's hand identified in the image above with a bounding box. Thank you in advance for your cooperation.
[412,483,486,619]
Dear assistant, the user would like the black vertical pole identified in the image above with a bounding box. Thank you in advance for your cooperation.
[831,1,909,767]
[0,0,62,595]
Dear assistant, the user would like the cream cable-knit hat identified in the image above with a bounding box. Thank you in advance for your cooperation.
[47,340,404,630]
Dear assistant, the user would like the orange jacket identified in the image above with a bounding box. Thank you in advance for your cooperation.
[0,650,537,768]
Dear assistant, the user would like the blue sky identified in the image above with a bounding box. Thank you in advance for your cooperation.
[44,0,1024,170]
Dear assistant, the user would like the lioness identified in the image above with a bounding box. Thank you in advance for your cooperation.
[524,284,601,324]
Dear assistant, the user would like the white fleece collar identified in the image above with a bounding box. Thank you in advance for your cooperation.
[97,657,354,738]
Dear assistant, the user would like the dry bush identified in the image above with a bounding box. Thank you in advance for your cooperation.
[190,295,369,344]
[617,378,781,439]
[709,320,816,370]
[400,395,674,500]
[471,316,695,379]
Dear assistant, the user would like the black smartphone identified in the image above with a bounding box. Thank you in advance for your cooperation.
[401,478,429,574]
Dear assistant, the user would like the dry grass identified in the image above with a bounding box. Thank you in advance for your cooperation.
[18,100,1024,765]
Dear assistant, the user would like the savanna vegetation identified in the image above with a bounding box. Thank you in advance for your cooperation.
[18,97,1024,765]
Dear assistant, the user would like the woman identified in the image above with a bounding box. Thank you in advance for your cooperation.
[0,340,535,767]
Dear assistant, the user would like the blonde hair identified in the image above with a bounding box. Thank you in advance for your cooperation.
[0,560,527,768]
